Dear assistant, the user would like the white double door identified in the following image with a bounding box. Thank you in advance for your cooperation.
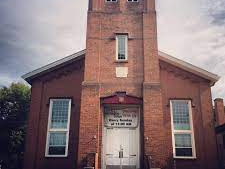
[104,127,140,169]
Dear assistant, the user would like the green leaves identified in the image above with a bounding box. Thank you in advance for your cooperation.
[9,126,26,153]
[0,83,30,122]
[0,83,30,169]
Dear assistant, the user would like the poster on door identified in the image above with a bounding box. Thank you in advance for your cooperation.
[104,107,139,128]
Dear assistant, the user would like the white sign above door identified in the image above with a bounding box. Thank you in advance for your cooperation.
[104,107,139,128]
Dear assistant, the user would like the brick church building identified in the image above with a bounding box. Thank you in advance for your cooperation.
[22,0,221,169]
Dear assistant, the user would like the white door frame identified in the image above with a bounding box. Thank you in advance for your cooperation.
[102,105,141,169]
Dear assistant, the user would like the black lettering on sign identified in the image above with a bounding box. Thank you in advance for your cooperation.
[104,108,139,128]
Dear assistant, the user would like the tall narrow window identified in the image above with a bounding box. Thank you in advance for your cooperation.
[116,35,128,61]
[45,99,71,157]
[170,100,196,158]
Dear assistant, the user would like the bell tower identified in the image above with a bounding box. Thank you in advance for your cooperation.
[78,0,167,168]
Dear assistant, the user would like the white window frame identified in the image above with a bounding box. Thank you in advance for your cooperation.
[170,100,196,159]
[116,35,128,61]
[45,99,72,157]
[127,0,139,2]
[106,0,118,2]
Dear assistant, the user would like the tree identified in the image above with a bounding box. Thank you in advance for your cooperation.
[0,83,30,169]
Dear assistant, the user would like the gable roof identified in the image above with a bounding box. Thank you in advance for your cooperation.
[22,49,220,85]
[158,51,220,86]
[22,50,85,84]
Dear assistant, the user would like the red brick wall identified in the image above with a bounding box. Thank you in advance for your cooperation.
[160,61,218,169]
[78,0,169,168]
[24,57,219,169]
[78,0,219,169]
[215,98,225,126]
[24,0,219,168]
[23,59,84,169]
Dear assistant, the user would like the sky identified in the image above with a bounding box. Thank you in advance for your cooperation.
[0,0,224,100]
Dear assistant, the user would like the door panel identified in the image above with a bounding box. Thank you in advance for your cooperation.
[104,128,139,169]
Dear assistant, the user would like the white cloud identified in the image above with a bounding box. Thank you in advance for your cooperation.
[0,0,224,101]
[0,74,23,87]
[0,0,88,73]
[157,0,225,100]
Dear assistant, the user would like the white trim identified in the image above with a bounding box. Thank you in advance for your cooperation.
[102,106,141,169]
[45,99,72,157]
[158,51,220,86]
[22,50,85,83]
[22,49,219,86]
[105,0,118,2]
[127,0,139,2]
[116,35,128,61]
[170,100,196,159]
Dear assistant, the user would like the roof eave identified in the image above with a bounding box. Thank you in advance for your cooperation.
[158,51,220,86]
[22,50,86,84]
[22,49,220,86]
